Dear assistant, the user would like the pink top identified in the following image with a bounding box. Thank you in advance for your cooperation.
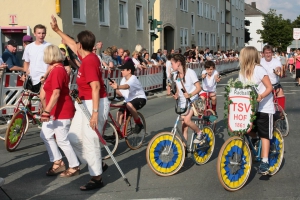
[296,56,300,69]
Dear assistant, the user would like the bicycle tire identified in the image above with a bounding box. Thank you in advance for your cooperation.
[5,110,28,152]
[101,121,119,160]
[269,128,284,176]
[217,136,252,191]
[146,132,185,176]
[192,126,215,165]
[203,109,217,132]
[274,104,289,137]
[125,112,146,150]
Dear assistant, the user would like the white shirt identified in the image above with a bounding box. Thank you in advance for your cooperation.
[239,65,274,114]
[174,68,199,108]
[166,60,172,79]
[201,70,218,92]
[119,75,147,102]
[260,57,281,85]
[132,58,140,68]
[23,41,51,85]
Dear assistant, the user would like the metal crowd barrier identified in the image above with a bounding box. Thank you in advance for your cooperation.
[0,61,239,117]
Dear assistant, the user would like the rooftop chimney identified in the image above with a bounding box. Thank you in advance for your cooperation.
[251,2,256,9]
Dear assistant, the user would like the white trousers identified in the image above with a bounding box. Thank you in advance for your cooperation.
[68,97,109,176]
[40,119,80,168]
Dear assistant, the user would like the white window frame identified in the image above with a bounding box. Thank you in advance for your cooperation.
[191,13,195,35]
[221,10,225,23]
[205,32,210,47]
[232,36,235,46]
[99,0,110,26]
[231,0,234,6]
[235,0,239,9]
[236,17,238,29]
[204,3,210,19]
[211,6,216,21]
[72,0,86,23]
[180,28,189,46]
[210,33,216,47]
[180,0,188,12]
[197,0,203,16]
[232,15,235,27]
[198,30,203,47]
[136,4,143,30]
[221,34,225,47]
[119,0,128,28]
[217,0,220,12]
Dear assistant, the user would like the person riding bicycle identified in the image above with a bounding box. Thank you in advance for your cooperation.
[109,60,147,134]
[171,54,204,145]
[239,46,274,175]
[260,45,285,109]
[199,61,220,115]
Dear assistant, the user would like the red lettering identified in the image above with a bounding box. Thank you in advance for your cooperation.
[238,103,243,112]
[245,103,251,113]
[232,103,237,111]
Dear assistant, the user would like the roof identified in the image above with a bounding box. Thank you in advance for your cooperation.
[245,3,264,16]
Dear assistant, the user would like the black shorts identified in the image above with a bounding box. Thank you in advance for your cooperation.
[296,69,300,78]
[252,112,273,139]
[272,83,282,91]
[118,98,146,113]
[31,82,41,94]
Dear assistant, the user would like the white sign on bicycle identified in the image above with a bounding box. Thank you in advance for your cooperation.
[228,88,253,133]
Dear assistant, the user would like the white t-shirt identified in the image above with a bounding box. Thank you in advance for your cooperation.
[166,60,172,79]
[260,57,281,85]
[174,68,199,107]
[201,69,218,92]
[239,65,274,114]
[119,75,147,102]
[132,58,140,68]
[23,41,51,85]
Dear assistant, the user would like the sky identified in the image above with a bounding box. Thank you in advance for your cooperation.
[245,0,299,21]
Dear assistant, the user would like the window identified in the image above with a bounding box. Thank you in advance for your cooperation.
[205,32,210,47]
[136,5,143,30]
[204,3,210,19]
[99,0,109,26]
[198,31,203,46]
[119,0,128,28]
[231,0,234,6]
[232,36,235,46]
[211,6,216,20]
[180,28,188,46]
[236,0,239,9]
[221,34,225,47]
[180,0,188,11]
[232,15,235,27]
[211,33,216,47]
[217,0,220,12]
[191,13,195,34]
[73,0,86,23]
[236,17,238,29]
[241,19,244,29]
[197,0,203,16]
[221,10,225,23]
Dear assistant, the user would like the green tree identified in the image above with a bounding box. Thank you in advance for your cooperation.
[257,9,293,51]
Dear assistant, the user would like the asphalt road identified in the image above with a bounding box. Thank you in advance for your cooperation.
[0,71,299,200]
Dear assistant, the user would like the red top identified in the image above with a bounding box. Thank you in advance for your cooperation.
[43,64,75,119]
[77,53,107,100]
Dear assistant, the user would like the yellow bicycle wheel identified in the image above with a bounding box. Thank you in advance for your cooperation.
[217,136,252,191]
[192,126,215,165]
[269,128,284,176]
[146,132,185,176]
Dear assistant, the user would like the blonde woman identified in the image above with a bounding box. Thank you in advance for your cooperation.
[132,50,147,70]
[238,46,274,175]
[40,45,80,177]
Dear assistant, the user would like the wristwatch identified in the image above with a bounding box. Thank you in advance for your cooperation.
[93,109,98,113]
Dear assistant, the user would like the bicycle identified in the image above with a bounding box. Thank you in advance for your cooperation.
[101,102,146,159]
[272,82,289,137]
[4,90,41,152]
[146,98,215,176]
[217,128,284,191]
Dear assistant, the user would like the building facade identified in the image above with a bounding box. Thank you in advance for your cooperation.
[0,0,150,59]
[244,2,264,51]
[153,0,245,52]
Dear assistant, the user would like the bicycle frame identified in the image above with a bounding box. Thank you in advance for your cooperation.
[15,91,41,125]
[107,103,129,138]
[244,134,262,162]
[165,115,191,154]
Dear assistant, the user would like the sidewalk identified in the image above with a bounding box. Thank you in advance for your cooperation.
[0,89,168,135]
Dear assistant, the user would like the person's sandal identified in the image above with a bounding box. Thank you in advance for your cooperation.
[46,160,66,176]
[102,162,108,173]
[80,178,104,191]
[60,166,80,178]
